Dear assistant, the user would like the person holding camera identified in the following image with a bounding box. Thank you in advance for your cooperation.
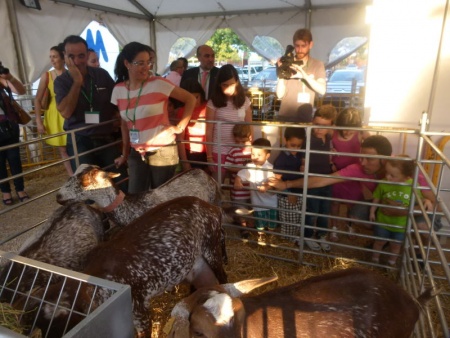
[0,62,29,205]
[276,28,326,123]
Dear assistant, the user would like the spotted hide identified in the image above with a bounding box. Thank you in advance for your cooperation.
[23,196,227,338]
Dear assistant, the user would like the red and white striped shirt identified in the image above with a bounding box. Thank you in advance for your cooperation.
[206,97,251,156]
[225,146,251,200]
[111,76,175,151]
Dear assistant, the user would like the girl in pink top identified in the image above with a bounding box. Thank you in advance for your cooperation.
[330,108,370,241]
[206,64,252,183]
[111,42,195,193]
[176,78,209,172]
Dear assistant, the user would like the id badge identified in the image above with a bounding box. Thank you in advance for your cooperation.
[130,129,140,144]
[85,111,100,124]
[297,92,310,103]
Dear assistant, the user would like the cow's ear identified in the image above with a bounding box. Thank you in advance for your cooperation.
[222,276,278,297]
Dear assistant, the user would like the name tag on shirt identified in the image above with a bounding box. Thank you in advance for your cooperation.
[130,129,140,144]
[297,92,310,103]
[85,111,100,124]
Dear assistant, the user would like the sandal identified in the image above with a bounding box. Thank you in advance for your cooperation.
[17,191,30,202]
[2,198,13,206]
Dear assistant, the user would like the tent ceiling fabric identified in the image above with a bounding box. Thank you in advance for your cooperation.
[54,0,369,19]
[2,0,370,85]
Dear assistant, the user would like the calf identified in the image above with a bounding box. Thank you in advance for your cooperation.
[20,197,227,338]
[168,267,434,338]
[56,165,222,227]
[0,202,106,303]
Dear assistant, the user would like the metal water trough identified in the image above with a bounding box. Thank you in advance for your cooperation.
[0,251,134,338]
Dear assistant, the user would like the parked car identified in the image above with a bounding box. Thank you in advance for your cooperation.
[248,66,278,92]
[326,68,365,94]
[237,66,261,82]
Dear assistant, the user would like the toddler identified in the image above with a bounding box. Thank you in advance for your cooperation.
[370,155,432,266]
[225,124,252,236]
[235,138,277,241]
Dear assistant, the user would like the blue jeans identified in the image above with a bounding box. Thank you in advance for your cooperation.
[305,186,332,238]
[66,133,128,192]
[0,122,24,193]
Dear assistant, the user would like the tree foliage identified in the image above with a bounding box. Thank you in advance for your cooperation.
[206,28,251,63]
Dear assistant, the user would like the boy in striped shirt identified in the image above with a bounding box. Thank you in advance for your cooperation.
[225,124,252,237]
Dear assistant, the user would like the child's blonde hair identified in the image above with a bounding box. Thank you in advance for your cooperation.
[336,107,362,137]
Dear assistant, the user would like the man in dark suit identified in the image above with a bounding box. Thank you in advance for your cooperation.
[181,45,219,100]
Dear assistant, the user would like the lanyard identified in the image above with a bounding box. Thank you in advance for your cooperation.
[80,78,93,111]
[125,81,144,126]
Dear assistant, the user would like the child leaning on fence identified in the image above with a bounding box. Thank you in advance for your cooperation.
[330,107,371,241]
[234,138,277,241]
[225,124,253,235]
[273,127,305,241]
[369,155,433,266]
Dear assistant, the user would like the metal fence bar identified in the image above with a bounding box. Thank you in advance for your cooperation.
[0,250,134,338]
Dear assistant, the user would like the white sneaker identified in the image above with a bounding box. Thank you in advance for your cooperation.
[319,236,331,252]
[348,225,356,239]
[329,227,339,242]
[305,239,321,251]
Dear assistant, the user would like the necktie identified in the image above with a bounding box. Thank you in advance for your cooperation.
[201,71,209,90]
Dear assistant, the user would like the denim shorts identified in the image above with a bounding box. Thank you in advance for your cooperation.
[374,225,405,241]
[415,214,443,231]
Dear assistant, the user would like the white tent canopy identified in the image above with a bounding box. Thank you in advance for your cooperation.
[0,0,370,85]
[1,0,449,133]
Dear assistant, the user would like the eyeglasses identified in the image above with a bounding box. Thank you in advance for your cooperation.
[131,60,154,67]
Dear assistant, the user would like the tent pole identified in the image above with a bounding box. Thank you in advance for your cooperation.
[425,0,449,123]
[6,0,30,92]
[305,0,312,28]
[150,19,157,71]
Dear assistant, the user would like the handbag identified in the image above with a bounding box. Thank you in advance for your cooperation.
[40,71,51,110]
[0,86,31,125]
[11,99,31,125]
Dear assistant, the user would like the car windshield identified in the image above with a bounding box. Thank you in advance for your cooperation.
[329,70,364,82]
[253,68,277,81]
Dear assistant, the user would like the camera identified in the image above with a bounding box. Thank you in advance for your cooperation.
[277,45,303,80]
[0,62,10,75]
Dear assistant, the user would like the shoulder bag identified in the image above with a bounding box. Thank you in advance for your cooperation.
[11,99,31,125]
[0,86,31,125]
[40,71,51,111]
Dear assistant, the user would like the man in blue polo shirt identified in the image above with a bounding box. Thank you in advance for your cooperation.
[54,35,127,186]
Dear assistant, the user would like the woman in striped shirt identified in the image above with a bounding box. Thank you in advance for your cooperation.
[112,42,195,193]
[205,64,252,183]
